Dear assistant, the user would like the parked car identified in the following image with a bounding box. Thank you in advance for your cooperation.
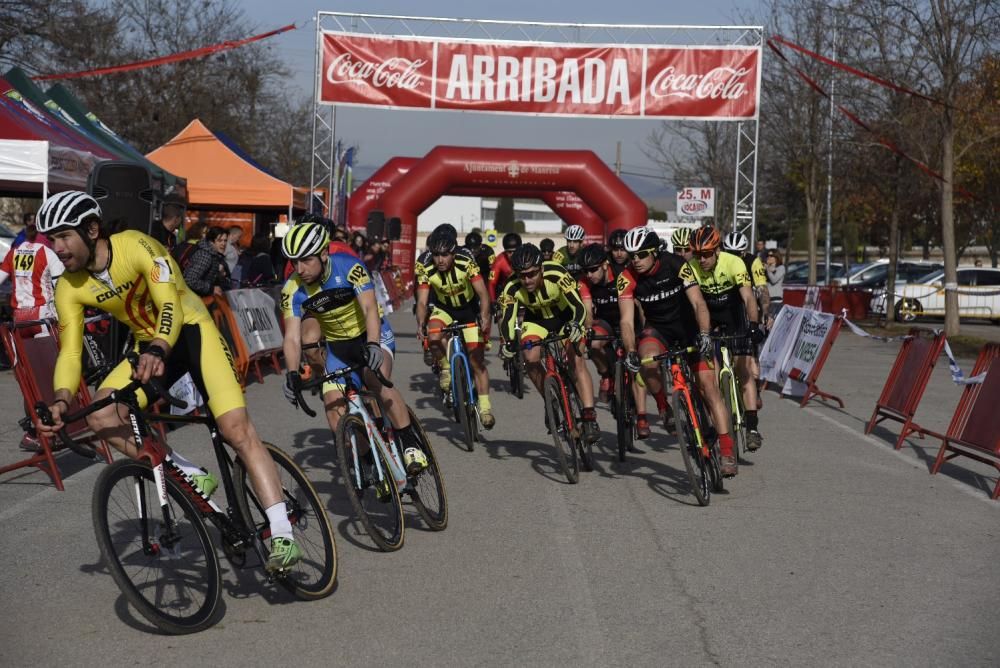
[783,261,847,285]
[834,259,943,288]
[871,266,1000,323]
[0,222,14,263]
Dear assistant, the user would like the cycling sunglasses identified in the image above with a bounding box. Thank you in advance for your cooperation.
[583,265,604,275]
[630,249,656,261]
[518,268,542,280]
[694,250,716,259]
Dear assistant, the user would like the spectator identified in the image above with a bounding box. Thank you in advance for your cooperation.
[225,225,244,274]
[243,234,276,286]
[755,239,767,263]
[12,212,52,250]
[332,225,349,243]
[540,238,555,262]
[350,230,368,256]
[766,250,786,320]
[183,225,229,297]
[160,196,186,252]
[172,221,205,269]
[974,257,983,268]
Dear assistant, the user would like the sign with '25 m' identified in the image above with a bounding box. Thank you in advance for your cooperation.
[677,187,715,218]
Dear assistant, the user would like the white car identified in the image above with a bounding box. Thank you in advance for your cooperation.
[879,267,1000,323]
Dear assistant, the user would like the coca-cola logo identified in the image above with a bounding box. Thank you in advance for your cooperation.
[326,53,427,90]
[649,66,751,100]
[681,201,709,215]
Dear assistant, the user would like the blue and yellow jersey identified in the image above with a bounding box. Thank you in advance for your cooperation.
[281,251,380,341]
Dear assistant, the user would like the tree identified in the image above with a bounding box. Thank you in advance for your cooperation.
[494,197,515,232]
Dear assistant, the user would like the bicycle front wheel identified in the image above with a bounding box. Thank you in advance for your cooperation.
[672,390,711,506]
[336,414,405,551]
[544,375,579,484]
[453,355,475,451]
[614,360,632,463]
[404,407,448,530]
[93,460,221,635]
[233,442,338,600]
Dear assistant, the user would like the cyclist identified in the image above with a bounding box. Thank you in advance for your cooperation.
[497,243,600,443]
[607,229,629,275]
[617,226,738,477]
[539,238,556,262]
[465,231,496,280]
[722,231,769,328]
[279,221,430,476]
[34,191,302,572]
[577,243,650,439]
[671,227,694,263]
[415,230,495,428]
[487,232,522,303]
[684,227,765,452]
[554,224,586,277]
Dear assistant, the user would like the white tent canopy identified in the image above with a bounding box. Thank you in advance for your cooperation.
[0,139,102,195]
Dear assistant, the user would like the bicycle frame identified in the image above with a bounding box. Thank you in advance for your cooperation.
[524,336,579,435]
[641,348,711,459]
[341,385,409,492]
[446,327,478,412]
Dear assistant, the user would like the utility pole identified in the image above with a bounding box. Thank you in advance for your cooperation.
[825,16,836,285]
[615,141,622,177]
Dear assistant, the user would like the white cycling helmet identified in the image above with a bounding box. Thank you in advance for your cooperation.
[36,190,102,234]
[722,231,749,253]
[623,226,661,253]
[564,224,585,242]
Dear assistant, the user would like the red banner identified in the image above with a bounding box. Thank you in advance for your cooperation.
[319,33,759,120]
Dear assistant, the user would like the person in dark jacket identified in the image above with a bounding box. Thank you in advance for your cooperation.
[183,225,229,297]
[243,234,276,286]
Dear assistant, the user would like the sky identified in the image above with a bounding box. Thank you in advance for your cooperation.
[241,1,764,191]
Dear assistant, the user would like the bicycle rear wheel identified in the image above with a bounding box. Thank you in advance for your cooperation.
[719,373,740,474]
[233,442,337,600]
[614,360,633,463]
[93,460,221,635]
[671,390,711,506]
[404,407,448,530]
[452,355,475,451]
[336,414,405,551]
[544,375,579,484]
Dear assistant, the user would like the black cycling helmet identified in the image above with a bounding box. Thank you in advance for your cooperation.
[428,229,458,254]
[578,243,608,270]
[433,223,458,241]
[511,243,544,272]
[465,231,482,248]
[502,232,522,252]
[539,238,555,253]
[608,229,627,249]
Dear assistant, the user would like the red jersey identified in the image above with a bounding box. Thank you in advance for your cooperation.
[0,241,64,320]
[488,251,515,302]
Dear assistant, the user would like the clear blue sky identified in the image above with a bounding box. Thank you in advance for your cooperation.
[243,1,763,186]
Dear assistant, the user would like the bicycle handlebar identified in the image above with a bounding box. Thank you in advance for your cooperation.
[293,362,393,419]
[640,345,699,366]
[426,322,480,335]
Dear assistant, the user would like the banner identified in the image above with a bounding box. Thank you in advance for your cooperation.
[759,305,805,385]
[782,309,838,396]
[677,187,715,217]
[224,289,283,356]
[319,33,760,119]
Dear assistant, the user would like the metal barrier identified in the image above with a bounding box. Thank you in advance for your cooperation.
[865,329,946,450]
[928,343,1000,500]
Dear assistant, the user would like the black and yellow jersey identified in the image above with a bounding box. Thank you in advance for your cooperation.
[741,254,767,288]
[53,230,212,393]
[497,261,586,340]
[417,251,483,312]
[553,245,583,277]
[679,251,751,328]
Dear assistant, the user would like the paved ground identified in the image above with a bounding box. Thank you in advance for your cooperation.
[1,312,997,666]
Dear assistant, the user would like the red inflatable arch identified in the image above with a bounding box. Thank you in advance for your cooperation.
[377,146,646,288]
[347,158,605,239]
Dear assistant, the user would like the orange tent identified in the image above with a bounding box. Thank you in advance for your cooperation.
[146,119,294,210]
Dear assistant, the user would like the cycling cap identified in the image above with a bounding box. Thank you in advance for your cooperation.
[578,243,608,270]
[564,225,585,242]
[691,227,722,253]
[608,229,627,249]
[511,243,544,272]
[37,190,102,234]
[722,232,749,253]
[670,227,692,248]
[282,222,329,259]
[502,232,522,251]
[623,227,661,253]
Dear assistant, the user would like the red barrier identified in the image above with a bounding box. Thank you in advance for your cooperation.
[865,329,946,450]
[0,322,112,490]
[787,316,844,408]
[782,285,870,319]
[380,269,402,310]
[929,344,1000,500]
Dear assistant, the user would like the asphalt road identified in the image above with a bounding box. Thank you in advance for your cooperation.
[0,312,997,666]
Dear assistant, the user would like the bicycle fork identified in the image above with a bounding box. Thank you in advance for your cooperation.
[670,365,710,459]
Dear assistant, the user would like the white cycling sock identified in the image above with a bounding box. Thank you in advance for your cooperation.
[265,503,294,541]
[167,450,206,478]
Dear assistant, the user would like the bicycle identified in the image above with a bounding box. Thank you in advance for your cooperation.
[503,325,525,399]
[713,333,750,467]
[642,346,723,505]
[428,321,482,451]
[521,333,595,483]
[588,331,635,463]
[37,355,338,635]
[293,362,447,551]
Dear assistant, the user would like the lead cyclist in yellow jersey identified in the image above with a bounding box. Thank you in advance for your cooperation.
[35,191,301,572]
[680,227,766,451]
